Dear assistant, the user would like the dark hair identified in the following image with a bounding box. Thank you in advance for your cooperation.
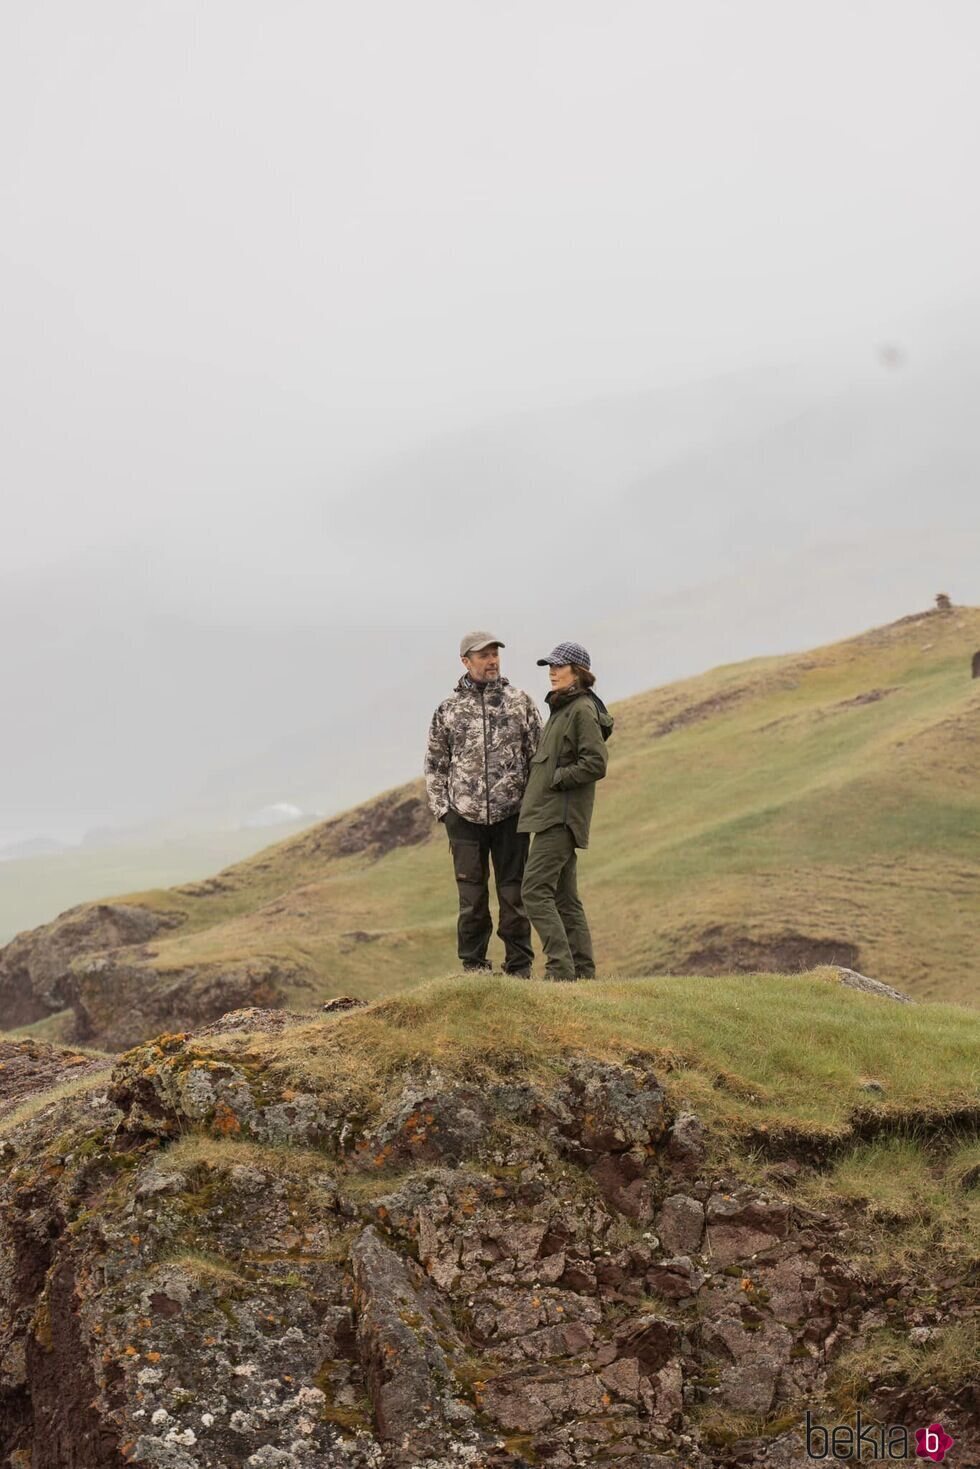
[571,664,596,689]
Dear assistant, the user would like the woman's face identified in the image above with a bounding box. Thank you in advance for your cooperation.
[549,663,577,693]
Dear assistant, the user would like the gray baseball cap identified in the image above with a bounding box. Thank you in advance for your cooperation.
[459,629,506,657]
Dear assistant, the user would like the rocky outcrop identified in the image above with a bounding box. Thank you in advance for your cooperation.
[291,786,434,863]
[66,953,303,1051]
[1,1009,975,1468]
[0,900,312,1052]
[0,902,179,1030]
[0,786,436,1051]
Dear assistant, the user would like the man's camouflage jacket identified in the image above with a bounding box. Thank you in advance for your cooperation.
[424,675,543,825]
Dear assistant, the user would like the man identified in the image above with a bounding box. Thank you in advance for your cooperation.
[425,631,543,975]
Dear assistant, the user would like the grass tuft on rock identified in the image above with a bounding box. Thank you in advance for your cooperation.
[0,1065,114,1135]
[829,1319,979,1412]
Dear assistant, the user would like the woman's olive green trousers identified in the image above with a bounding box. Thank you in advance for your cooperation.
[520,823,595,981]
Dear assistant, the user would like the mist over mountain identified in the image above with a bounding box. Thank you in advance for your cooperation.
[3,325,978,848]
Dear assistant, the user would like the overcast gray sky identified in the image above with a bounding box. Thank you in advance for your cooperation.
[2,1,980,845]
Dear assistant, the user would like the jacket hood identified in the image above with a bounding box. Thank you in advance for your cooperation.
[589,691,615,743]
[545,686,614,742]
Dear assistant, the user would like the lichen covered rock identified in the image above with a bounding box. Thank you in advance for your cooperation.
[0,1005,976,1468]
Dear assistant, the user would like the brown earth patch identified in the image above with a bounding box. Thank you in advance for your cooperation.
[834,686,899,709]
[649,685,750,738]
[758,685,901,734]
[677,927,860,975]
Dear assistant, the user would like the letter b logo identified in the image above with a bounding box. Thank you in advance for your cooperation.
[915,1421,954,1462]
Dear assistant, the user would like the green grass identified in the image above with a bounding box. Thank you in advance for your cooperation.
[795,1134,980,1271]
[11,606,980,1008]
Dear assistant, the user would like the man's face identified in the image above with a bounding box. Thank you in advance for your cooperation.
[548,663,576,693]
[462,643,501,682]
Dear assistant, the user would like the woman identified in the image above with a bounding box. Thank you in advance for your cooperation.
[518,641,614,981]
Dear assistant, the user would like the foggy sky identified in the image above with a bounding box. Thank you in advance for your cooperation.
[3,1,980,844]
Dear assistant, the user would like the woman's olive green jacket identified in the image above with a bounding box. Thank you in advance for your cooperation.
[517,687,614,849]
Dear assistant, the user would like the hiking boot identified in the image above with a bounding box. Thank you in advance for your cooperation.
[505,968,533,980]
[462,962,492,974]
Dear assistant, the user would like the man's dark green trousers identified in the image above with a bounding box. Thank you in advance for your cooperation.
[443,808,534,974]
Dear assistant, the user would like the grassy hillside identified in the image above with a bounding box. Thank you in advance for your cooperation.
[18,605,980,1017]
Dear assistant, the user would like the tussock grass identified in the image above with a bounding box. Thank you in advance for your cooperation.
[946,1139,980,1191]
[829,1320,979,1410]
[160,1249,247,1284]
[795,1136,980,1270]
[157,1133,335,1180]
[800,1136,978,1216]
[228,972,980,1139]
[690,1402,799,1448]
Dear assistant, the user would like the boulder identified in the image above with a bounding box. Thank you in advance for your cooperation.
[657,1194,705,1255]
[833,966,913,1004]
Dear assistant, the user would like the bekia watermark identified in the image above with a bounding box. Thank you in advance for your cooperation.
[805,1410,955,1461]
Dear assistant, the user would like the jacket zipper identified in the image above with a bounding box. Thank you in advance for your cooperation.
[481,688,491,825]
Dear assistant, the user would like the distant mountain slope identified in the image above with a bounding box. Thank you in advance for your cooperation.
[1,606,978,1047]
